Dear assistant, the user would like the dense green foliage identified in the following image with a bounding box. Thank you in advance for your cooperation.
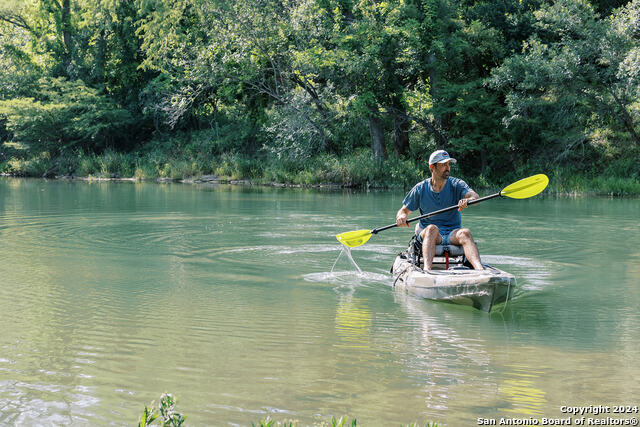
[1,0,639,190]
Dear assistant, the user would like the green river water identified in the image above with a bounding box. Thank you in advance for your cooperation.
[0,178,639,426]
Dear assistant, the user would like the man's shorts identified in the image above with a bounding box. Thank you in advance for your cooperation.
[416,227,457,246]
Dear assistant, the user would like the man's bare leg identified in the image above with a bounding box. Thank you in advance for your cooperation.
[450,228,483,270]
[420,224,442,271]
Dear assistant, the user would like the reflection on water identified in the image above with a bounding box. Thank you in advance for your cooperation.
[334,293,372,349]
[1,178,639,425]
[500,365,547,417]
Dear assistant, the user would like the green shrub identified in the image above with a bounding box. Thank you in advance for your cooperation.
[134,160,158,179]
[97,150,135,177]
[77,154,101,176]
[251,415,439,427]
[131,393,439,427]
[166,159,199,179]
[214,152,262,179]
[382,155,424,188]
[7,155,49,176]
[138,393,185,427]
[0,77,134,155]
[251,416,440,427]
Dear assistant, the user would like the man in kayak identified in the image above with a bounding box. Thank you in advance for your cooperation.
[395,149,483,270]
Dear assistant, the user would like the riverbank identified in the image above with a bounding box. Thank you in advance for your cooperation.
[2,143,639,196]
[2,170,639,197]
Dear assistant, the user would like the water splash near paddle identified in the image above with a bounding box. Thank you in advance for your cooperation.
[303,244,388,285]
[331,245,362,274]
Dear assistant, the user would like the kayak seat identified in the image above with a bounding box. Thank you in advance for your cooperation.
[411,224,465,256]
[407,233,473,269]
[435,244,465,256]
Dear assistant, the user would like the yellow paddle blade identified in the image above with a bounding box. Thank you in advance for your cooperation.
[336,229,373,248]
[500,174,549,199]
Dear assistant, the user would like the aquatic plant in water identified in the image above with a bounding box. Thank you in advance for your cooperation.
[138,394,438,426]
[251,416,439,426]
[138,393,185,427]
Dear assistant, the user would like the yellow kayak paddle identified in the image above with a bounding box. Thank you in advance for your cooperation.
[336,174,549,248]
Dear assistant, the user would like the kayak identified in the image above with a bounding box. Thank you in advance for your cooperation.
[390,244,516,312]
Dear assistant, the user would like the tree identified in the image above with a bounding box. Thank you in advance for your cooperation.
[136,0,332,158]
[0,77,134,155]
[489,0,640,174]
[1,0,155,151]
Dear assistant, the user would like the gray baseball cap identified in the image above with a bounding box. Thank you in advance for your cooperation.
[429,150,457,165]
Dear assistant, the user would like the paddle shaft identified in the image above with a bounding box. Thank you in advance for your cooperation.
[371,192,501,234]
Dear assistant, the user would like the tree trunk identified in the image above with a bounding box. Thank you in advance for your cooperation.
[428,52,450,149]
[393,115,410,156]
[391,109,449,148]
[94,28,107,83]
[368,114,386,159]
[428,53,443,148]
[480,149,487,176]
[62,0,72,76]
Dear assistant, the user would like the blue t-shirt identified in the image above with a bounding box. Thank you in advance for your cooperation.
[402,177,471,234]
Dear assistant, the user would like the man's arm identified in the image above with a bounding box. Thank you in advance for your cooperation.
[458,189,479,211]
[396,206,412,227]
[465,189,479,200]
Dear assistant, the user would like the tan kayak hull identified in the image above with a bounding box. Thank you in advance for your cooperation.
[391,255,516,312]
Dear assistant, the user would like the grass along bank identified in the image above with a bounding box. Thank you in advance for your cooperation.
[1,142,424,189]
[2,142,639,196]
